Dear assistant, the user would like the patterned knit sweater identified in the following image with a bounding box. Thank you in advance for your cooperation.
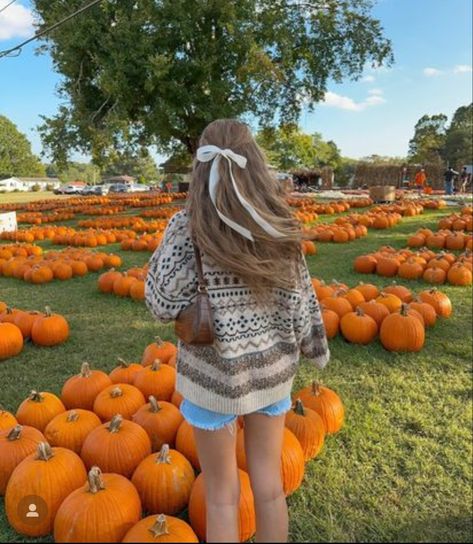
[145,210,330,415]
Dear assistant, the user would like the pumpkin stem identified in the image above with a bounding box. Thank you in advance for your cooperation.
[67,410,80,422]
[157,444,171,464]
[44,305,52,317]
[356,307,365,316]
[80,362,92,377]
[29,390,43,402]
[311,381,321,396]
[7,425,23,441]
[108,414,123,433]
[149,396,161,413]
[117,357,129,368]
[151,359,161,371]
[36,442,54,461]
[110,386,123,398]
[149,515,170,537]
[294,399,305,416]
[154,336,164,347]
[87,466,106,494]
[400,303,410,316]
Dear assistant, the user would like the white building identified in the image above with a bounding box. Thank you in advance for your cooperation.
[0,177,61,192]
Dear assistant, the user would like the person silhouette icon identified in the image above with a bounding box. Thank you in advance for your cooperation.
[26,504,39,518]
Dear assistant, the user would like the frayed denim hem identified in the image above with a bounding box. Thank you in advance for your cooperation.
[180,396,292,432]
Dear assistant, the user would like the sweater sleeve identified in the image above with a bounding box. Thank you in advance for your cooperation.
[145,211,197,323]
[293,254,330,369]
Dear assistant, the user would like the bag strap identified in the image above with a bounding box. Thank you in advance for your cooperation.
[192,240,207,293]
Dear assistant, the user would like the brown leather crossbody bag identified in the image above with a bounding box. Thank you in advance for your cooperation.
[174,241,215,345]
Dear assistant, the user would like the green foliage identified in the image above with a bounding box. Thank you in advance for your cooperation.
[334,156,358,186]
[34,0,393,161]
[256,125,342,170]
[30,184,41,192]
[408,114,447,164]
[0,115,45,177]
[103,151,159,183]
[360,154,406,165]
[58,162,101,184]
[443,103,473,168]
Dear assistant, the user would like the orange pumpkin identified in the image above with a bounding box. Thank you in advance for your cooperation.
[93,383,146,421]
[132,396,183,452]
[285,400,325,461]
[188,469,255,542]
[44,409,101,454]
[0,322,24,360]
[54,466,141,543]
[419,289,452,317]
[340,307,378,344]
[0,425,46,495]
[5,443,87,537]
[292,382,344,434]
[175,420,200,470]
[81,414,151,477]
[16,391,65,432]
[133,360,176,402]
[109,358,143,384]
[142,337,178,366]
[31,306,69,346]
[0,409,17,431]
[61,362,112,410]
[132,444,195,515]
[123,514,199,543]
[380,304,425,352]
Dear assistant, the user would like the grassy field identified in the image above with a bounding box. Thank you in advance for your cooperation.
[0,192,65,205]
[0,208,472,543]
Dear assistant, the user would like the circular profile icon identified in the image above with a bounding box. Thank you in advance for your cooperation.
[17,495,48,526]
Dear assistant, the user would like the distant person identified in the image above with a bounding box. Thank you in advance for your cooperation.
[459,167,470,193]
[401,166,410,189]
[414,168,426,192]
[165,181,173,193]
[444,166,458,195]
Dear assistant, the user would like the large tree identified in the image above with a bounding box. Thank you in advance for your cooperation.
[0,116,45,177]
[256,124,341,170]
[34,0,393,165]
[103,151,159,183]
[443,103,472,167]
[408,114,447,165]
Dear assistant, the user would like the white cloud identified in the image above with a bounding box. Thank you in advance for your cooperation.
[0,1,34,41]
[423,67,443,77]
[453,64,472,74]
[361,75,375,83]
[321,91,386,112]
[368,88,383,96]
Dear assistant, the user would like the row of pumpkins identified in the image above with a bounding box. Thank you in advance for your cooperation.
[354,246,472,286]
[0,247,123,284]
[437,208,473,232]
[98,267,147,300]
[0,305,70,360]
[407,228,472,251]
[313,278,452,352]
[0,337,344,542]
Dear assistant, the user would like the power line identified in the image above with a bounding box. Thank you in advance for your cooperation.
[0,1,17,15]
[0,0,106,59]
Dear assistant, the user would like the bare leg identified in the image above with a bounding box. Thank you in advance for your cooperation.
[244,413,288,543]
[193,424,240,543]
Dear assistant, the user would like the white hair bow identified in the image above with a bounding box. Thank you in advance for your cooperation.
[196,144,285,241]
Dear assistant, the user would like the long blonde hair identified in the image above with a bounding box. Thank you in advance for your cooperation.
[187,119,302,294]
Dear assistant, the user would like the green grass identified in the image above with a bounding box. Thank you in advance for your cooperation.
[0,209,472,543]
[0,192,64,205]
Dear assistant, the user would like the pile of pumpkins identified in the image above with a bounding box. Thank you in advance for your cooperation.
[0,247,123,284]
[98,266,148,300]
[17,211,76,225]
[353,245,472,286]
[120,233,163,252]
[0,336,344,542]
[313,277,453,352]
[437,208,473,232]
[78,216,168,232]
[407,228,472,251]
[0,304,70,361]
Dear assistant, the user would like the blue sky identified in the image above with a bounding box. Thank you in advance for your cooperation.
[0,0,472,163]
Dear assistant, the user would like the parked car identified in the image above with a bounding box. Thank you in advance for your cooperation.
[108,183,129,193]
[54,184,85,195]
[128,184,147,193]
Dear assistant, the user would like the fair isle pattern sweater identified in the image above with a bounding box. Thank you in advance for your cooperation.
[145,210,330,415]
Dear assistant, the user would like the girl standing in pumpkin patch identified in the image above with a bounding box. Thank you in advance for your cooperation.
[146,119,329,543]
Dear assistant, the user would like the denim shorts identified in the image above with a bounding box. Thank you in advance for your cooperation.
[180,396,292,431]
